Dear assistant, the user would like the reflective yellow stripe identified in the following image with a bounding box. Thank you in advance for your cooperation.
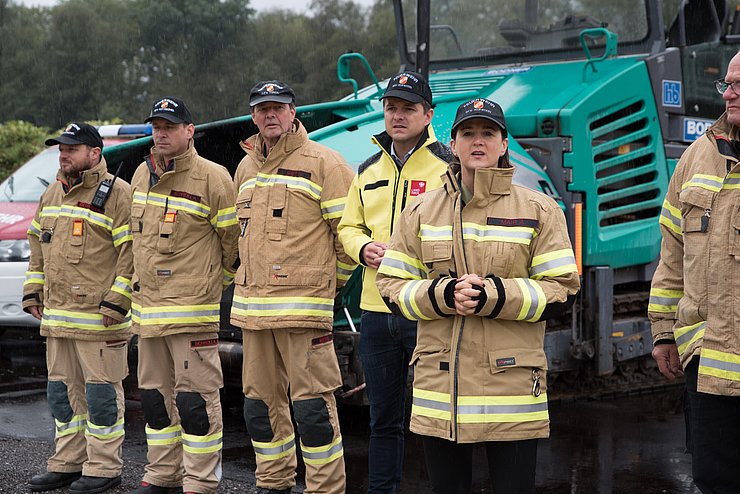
[378,250,427,280]
[110,276,133,299]
[412,388,451,421]
[301,436,343,465]
[457,394,549,423]
[529,248,578,279]
[681,174,724,192]
[724,173,740,189]
[28,219,41,238]
[514,278,546,322]
[648,287,684,313]
[231,296,333,318]
[182,430,223,454]
[336,260,355,281]
[145,424,182,446]
[86,418,125,439]
[132,303,220,325]
[211,206,238,228]
[223,268,235,286]
[659,199,683,236]
[419,224,453,241]
[675,321,705,356]
[462,222,535,245]
[239,173,323,200]
[134,191,211,218]
[398,280,433,321]
[321,197,346,220]
[56,415,86,437]
[699,348,740,381]
[252,434,296,460]
[43,308,131,331]
[42,205,114,230]
[24,271,45,286]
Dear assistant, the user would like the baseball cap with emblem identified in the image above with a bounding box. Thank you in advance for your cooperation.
[144,97,193,124]
[451,98,507,138]
[381,71,433,106]
[45,122,104,149]
[249,80,296,107]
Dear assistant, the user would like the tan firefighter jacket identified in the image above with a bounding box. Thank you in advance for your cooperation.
[649,113,740,396]
[23,157,133,340]
[376,165,580,442]
[230,119,356,331]
[130,141,239,337]
[337,126,453,312]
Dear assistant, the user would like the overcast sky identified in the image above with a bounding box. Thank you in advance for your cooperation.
[14,0,374,13]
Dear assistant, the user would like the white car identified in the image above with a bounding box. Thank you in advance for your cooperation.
[0,124,150,328]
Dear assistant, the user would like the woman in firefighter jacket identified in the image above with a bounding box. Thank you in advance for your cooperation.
[376,99,580,494]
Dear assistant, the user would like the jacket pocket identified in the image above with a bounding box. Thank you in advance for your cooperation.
[308,335,342,393]
[97,340,129,383]
[680,187,715,258]
[421,241,454,278]
[488,348,548,396]
[65,219,85,264]
[156,214,176,254]
[267,263,326,286]
[131,204,145,234]
[266,183,288,240]
[70,282,104,310]
[155,275,209,299]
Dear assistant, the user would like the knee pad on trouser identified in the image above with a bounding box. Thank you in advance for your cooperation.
[293,397,334,447]
[243,397,274,442]
[176,392,210,436]
[141,389,171,429]
[47,380,73,422]
[86,383,118,426]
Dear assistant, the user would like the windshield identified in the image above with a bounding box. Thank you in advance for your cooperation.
[0,148,59,202]
[403,0,651,64]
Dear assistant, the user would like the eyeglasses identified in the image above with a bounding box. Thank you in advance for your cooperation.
[715,79,740,95]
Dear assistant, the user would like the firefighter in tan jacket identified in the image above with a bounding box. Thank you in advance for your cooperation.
[648,52,740,494]
[377,99,580,494]
[127,98,239,494]
[231,81,355,494]
[24,123,132,494]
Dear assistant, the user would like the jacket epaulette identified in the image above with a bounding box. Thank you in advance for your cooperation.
[427,141,454,164]
[358,151,383,176]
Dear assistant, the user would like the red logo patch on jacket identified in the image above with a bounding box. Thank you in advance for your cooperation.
[76,201,105,214]
[191,338,218,348]
[311,334,333,346]
[409,180,427,196]
[171,190,202,203]
[487,217,539,228]
[496,357,516,367]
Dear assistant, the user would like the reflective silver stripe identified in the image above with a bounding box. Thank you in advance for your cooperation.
[147,195,210,216]
[660,206,681,229]
[57,417,86,432]
[381,257,426,279]
[419,228,452,239]
[232,300,332,312]
[522,279,541,321]
[685,177,723,190]
[253,437,296,456]
[25,272,45,281]
[111,227,131,243]
[44,312,131,326]
[86,422,125,435]
[675,322,705,349]
[59,205,113,229]
[413,396,450,411]
[321,204,344,216]
[649,295,681,307]
[216,210,237,223]
[529,255,576,277]
[255,174,322,197]
[336,265,354,277]
[462,226,533,242]
[699,355,740,374]
[457,402,548,415]
[301,440,343,460]
[401,280,425,320]
[113,279,132,294]
[182,436,223,449]
[146,430,181,441]
[28,223,41,236]
[134,309,219,320]
[725,176,740,186]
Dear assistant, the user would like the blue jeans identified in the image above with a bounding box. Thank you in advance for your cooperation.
[360,311,418,494]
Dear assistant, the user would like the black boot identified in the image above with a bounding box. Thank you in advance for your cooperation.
[29,471,82,491]
[255,488,293,494]
[69,475,122,494]
[126,481,184,493]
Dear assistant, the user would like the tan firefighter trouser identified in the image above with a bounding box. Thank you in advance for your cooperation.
[137,332,223,494]
[46,337,128,478]
[242,327,346,494]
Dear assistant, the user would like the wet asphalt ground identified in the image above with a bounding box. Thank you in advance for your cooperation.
[0,330,700,494]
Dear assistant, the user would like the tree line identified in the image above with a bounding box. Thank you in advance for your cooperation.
[0,0,400,129]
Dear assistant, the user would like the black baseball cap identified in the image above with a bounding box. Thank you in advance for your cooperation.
[381,71,433,106]
[145,97,193,124]
[249,80,296,107]
[451,98,507,138]
[45,122,104,149]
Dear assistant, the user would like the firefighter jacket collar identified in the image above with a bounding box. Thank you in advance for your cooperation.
[241,119,307,161]
[371,125,433,162]
[441,163,515,205]
[56,157,109,192]
[148,139,197,174]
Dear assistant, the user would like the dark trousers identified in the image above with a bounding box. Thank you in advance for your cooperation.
[422,436,538,494]
[684,358,740,494]
[359,311,417,494]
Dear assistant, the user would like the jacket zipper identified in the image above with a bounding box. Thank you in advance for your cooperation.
[400,180,409,213]
[451,187,468,440]
[389,164,400,235]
